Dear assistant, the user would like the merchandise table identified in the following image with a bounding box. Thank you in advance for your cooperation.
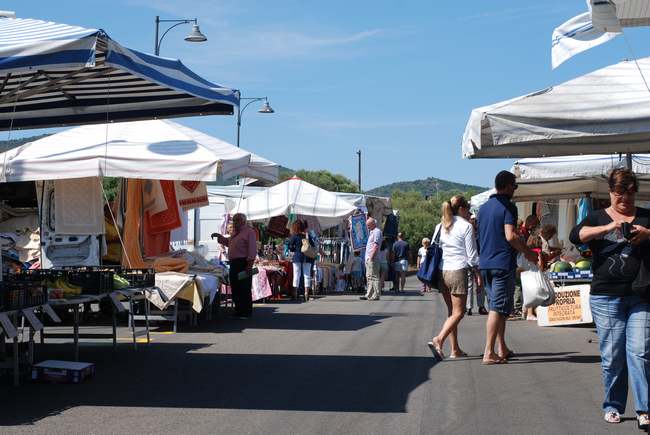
[44,288,150,362]
[0,304,61,386]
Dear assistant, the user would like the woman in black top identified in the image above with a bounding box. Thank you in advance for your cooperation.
[569,169,650,429]
[288,220,315,301]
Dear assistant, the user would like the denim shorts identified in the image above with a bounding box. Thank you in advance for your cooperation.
[481,269,516,315]
[394,259,409,272]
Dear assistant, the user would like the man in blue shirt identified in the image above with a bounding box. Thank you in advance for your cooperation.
[478,171,538,365]
[392,233,410,292]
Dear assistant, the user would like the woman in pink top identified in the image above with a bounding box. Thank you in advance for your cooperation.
[212,213,257,318]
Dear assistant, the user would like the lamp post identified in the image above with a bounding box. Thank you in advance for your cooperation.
[357,149,362,192]
[236,97,274,148]
[154,15,207,55]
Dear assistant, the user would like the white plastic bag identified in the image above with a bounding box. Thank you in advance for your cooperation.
[521,269,556,308]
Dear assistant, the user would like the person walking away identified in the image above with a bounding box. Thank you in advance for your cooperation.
[570,168,649,430]
[428,195,481,359]
[377,239,389,292]
[478,171,538,364]
[360,218,382,301]
[466,214,488,315]
[287,220,315,301]
[417,238,431,293]
[212,213,257,318]
[392,232,410,292]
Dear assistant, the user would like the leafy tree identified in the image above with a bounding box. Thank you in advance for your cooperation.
[282,169,359,193]
[391,189,477,263]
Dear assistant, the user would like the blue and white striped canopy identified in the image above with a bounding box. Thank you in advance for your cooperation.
[0,17,239,130]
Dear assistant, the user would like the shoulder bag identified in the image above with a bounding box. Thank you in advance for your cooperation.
[301,235,317,259]
[417,224,443,288]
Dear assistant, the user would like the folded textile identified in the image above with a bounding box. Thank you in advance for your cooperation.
[54,177,104,235]
[153,256,189,273]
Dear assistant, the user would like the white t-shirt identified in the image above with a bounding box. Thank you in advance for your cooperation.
[418,247,427,265]
[365,227,383,261]
[438,216,479,271]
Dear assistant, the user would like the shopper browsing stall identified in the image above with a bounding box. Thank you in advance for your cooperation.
[212,213,257,318]
[361,218,382,301]
[288,220,316,301]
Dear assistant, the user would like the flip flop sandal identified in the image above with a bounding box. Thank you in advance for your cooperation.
[427,341,445,360]
[482,358,507,365]
[449,351,468,359]
[502,351,516,360]
[604,411,621,424]
[637,413,649,430]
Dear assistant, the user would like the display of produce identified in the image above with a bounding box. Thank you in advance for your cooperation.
[574,258,592,271]
[551,261,573,273]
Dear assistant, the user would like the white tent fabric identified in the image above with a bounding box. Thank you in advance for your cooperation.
[462,57,650,159]
[224,177,357,230]
[0,119,280,182]
[512,153,650,201]
[591,0,650,30]
[0,17,238,130]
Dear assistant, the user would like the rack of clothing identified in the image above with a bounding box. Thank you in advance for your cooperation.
[319,238,350,265]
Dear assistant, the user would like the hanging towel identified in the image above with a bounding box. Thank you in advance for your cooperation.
[175,180,209,210]
[54,177,104,235]
[146,180,182,234]
[143,179,167,215]
[122,179,147,268]
[143,212,171,257]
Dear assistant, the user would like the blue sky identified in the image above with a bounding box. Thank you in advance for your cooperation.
[7,1,650,189]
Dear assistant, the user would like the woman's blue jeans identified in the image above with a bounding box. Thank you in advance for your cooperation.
[590,294,649,414]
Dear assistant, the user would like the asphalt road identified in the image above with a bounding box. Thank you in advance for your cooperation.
[0,276,643,434]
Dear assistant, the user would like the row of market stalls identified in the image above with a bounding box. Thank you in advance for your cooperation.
[0,14,395,385]
[462,28,650,326]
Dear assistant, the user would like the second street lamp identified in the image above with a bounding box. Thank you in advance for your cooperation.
[154,16,207,55]
[236,97,275,148]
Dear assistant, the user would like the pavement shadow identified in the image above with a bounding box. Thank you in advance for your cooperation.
[0,343,439,426]
[507,352,601,364]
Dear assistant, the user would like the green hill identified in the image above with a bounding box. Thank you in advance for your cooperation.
[367,177,486,197]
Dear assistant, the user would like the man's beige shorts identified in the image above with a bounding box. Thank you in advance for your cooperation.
[439,269,468,295]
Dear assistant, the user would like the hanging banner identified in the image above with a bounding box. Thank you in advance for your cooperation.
[175,180,209,210]
[350,213,368,251]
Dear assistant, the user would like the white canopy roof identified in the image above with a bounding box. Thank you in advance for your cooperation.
[512,153,650,201]
[462,57,650,159]
[0,119,279,182]
[224,177,357,229]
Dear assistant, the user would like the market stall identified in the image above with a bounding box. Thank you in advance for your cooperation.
[223,177,358,298]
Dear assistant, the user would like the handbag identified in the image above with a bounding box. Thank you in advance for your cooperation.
[521,269,556,308]
[417,224,443,288]
[301,236,317,259]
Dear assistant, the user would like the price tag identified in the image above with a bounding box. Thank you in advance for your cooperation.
[43,305,61,323]
[21,308,43,331]
[0,313,17,339]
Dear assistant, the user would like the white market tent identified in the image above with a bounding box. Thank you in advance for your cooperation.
[0,16,238,131]
[224,177,357,230]
[0,120,279,182]
[462,57,650,159]
[512,154,650,201]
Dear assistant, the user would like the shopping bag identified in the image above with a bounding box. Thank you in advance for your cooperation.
[417,224,442,288]
[521,269,556,308]
[301,237,317,259]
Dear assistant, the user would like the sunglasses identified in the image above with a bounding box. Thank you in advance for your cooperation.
[611,184,637,196]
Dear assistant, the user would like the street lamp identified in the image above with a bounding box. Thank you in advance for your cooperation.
[236,97,275,148]
[154,16,207,55]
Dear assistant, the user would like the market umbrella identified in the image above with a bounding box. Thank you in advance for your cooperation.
[223,176,357,229]
[462,57,650,159]
[0,119,279,182]
[0,16,239,131]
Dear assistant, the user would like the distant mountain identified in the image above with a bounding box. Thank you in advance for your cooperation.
[367,177,487,197]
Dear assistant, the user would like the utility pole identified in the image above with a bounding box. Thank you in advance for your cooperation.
[357,149,362,193]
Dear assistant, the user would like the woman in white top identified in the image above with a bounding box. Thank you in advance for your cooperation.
[428,195,482,359]
[418,238,431,293]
